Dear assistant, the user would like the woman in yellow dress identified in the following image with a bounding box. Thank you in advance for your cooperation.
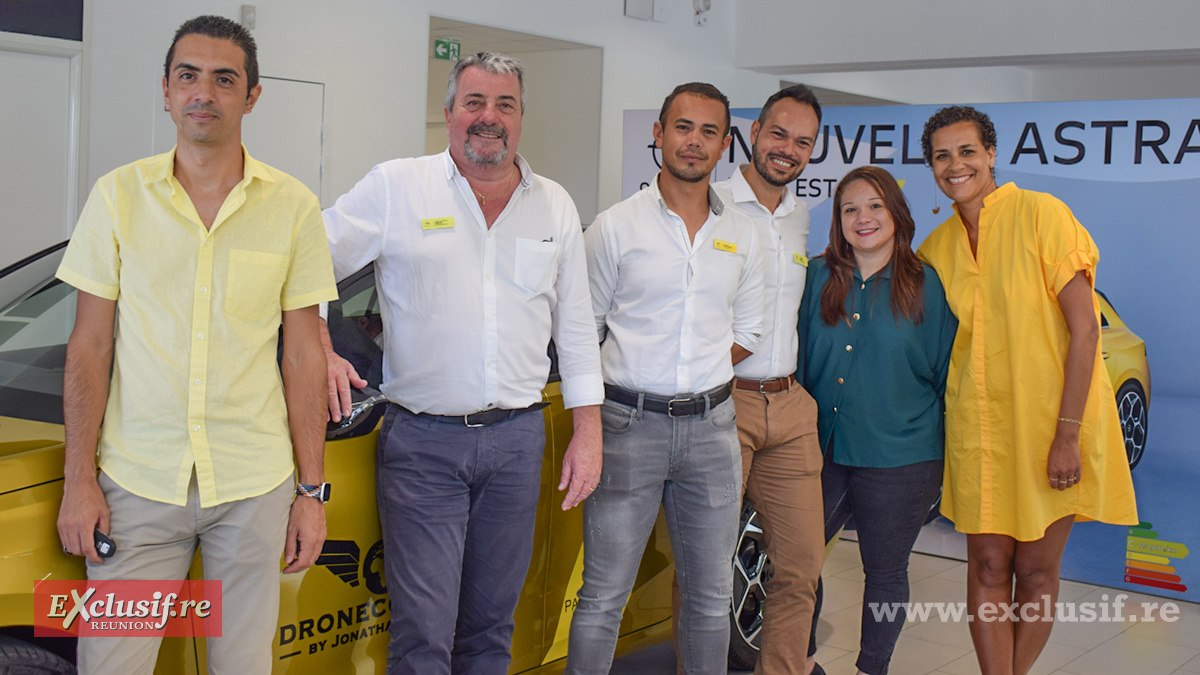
[916,106,1137,675]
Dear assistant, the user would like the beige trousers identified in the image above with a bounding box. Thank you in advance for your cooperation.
[79,471,293,674]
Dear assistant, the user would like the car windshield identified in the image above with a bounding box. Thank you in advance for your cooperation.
[0,275,75,424]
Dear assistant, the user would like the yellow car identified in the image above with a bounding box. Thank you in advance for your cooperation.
[0,243,674,674]
[1096,290,1151,469]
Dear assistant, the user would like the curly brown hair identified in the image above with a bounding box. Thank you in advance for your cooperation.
[920,105,997,167]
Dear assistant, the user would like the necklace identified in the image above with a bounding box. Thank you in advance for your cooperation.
[472,169,517,206]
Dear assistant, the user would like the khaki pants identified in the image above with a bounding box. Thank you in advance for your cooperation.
[672,382,825,674]
[735,384,825,675]
[79,471,293,674]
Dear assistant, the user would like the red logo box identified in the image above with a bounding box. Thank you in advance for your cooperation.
[34,580,222,637]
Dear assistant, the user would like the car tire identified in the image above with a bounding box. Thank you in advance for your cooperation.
[1116,380,1149,469]
[728,498,770,671]
[0,635,76,674]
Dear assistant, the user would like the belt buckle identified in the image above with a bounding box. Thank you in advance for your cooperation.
[667,397,691,418]
[464,413,485,428]
[757,378,772,394]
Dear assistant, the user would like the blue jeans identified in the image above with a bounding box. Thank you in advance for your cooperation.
[376,404,545,675]
[565,396,741,675]
[807,459,944,675]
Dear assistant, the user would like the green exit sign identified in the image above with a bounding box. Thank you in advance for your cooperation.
[434,39,461,62]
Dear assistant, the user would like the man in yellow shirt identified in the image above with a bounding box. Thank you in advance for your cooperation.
[54,15,336,673]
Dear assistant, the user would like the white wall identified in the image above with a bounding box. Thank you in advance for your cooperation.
[83,0,781,215]
[735,0,1200,74]
[735,0,1200,106]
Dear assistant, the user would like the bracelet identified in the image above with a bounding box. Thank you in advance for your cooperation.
[1057,416,1082,426]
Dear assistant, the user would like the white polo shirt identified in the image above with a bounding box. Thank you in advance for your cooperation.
[712,164,810,381]
[585,173,764,398]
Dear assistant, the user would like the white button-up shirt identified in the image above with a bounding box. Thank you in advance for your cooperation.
[712,164,810,380]
[322,150,603,414]
[586,174,764,397]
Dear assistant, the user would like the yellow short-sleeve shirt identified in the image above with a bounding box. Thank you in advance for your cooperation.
[56,147,338,507]
[918,183,1137,541]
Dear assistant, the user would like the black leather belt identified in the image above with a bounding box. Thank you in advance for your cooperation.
[403,401,549,427]
[603,381,733,417]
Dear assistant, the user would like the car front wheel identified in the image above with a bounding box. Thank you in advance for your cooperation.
[1116,380,1149,469]
[0,635,75,674]
[729,498,770,670]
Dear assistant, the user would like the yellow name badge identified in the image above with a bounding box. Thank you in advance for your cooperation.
[421,217,455,230]
[794,253,809,267]
[714,239,737,253]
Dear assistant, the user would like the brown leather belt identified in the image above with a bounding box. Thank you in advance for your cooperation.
[734,374,796,393]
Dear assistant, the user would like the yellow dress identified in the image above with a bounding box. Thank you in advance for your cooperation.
[917,183,1137,541]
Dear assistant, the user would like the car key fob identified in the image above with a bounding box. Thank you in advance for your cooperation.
[94,528,117,558]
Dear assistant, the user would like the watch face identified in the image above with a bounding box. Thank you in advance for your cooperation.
[321,483,332,503]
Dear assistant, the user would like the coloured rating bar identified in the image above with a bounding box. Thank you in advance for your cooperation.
[1125,522,1188,592]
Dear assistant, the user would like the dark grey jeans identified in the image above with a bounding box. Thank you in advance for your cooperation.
[807,458,944,675]
[376,404,545,675]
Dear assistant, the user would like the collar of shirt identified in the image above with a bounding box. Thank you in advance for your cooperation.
[855,261,893,283]
[950,181,1016,222]
[141,145,279,234]
[441,146,534,190]
[727,163,797,217]
[649,171,725,219]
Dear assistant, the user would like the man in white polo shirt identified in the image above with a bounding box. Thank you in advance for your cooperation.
[711,84,824,675]
[566,82,763,675]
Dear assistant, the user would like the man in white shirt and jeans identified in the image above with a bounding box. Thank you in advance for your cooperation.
[320,52,603,675]
[566,82,764,675]
[712,84,825,675]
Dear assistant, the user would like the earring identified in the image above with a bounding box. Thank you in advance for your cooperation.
[932,187,941,215]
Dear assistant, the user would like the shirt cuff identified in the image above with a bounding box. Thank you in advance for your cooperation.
[560,373,605,410]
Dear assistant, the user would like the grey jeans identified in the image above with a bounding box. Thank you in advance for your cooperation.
[565,396,741,675]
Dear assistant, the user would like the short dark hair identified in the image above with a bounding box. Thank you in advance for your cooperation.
[757,84,822,128]
[658,82,731,136]
[920,105,997,166]
[164,15,259,97]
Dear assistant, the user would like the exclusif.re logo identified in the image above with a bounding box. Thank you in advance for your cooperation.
[34,580,222,637]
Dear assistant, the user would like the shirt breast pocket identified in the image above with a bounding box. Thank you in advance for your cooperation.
[513,238,558,298]
[226,249,288,322]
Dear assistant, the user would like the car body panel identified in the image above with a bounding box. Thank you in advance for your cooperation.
[1097,292,1151,402]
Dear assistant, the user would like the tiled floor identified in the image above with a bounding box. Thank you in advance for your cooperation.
[611,538,1200,675]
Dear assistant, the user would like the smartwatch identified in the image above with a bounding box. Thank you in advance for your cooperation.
[296,482,331,503]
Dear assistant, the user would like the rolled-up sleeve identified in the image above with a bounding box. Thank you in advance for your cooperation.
[731,224,764,352]
[552,204,604,409]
